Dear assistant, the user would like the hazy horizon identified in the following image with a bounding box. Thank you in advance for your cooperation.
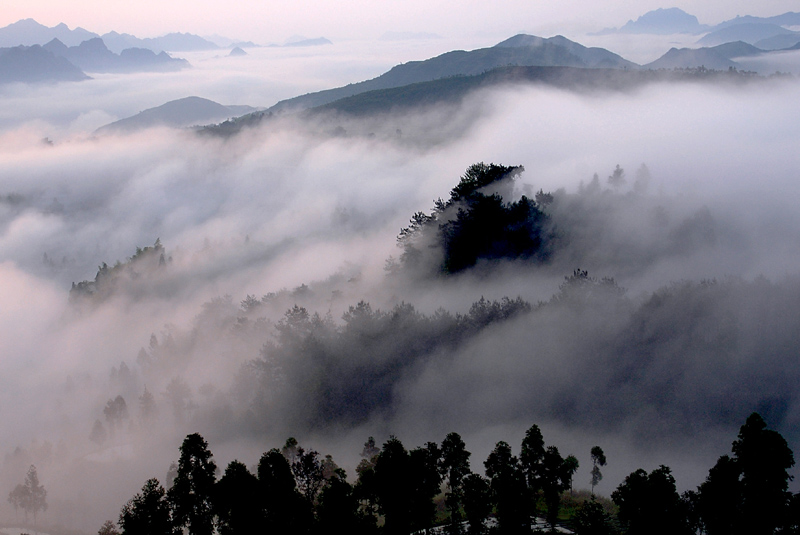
[2,1,799,45]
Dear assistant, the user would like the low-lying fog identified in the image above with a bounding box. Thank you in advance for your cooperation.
[1,36,800,531]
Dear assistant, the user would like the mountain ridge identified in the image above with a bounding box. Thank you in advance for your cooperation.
[267,34,637,114]
[96,96,258,133]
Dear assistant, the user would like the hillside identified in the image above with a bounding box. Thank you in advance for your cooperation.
[645,47,740,70]
[97,96,258,133]
[43,37,189,73]
[267,34,638,114]
[697,23,796,46]
[0,44,89,84]
[309,65,759,117]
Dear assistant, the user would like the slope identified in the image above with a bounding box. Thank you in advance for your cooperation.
[267,34,638,114]
[97,96,257,133]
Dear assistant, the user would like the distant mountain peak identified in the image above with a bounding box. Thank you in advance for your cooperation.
[596,7,708,35]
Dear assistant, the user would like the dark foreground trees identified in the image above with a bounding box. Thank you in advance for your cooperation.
[115,413,798,535]
[168,433,218,535]
[612,465,691,535]
[120,478,174,535]
[697,412,796,535]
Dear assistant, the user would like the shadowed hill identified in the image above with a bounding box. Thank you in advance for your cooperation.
[267,34,638,114]
[43,37,189,73]
[308,65,759,116]
[0,44,89,84]
[97,96,257,133]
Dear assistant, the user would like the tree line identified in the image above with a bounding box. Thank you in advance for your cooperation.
[108,412,797,535]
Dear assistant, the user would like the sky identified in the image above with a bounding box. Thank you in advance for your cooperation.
[1,0,799,43]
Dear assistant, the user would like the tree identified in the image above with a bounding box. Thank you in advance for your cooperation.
[119,478,175,535]
[733,412,795,535]
[257,448,311,533]
[572,498,616,535]
[373,436,413,535]
[90,419,108,446]
[163,377,193,424]
[8,483,27,521]
[485,441,529,534]
[540,446,572,530]
[212,460,261,535]
[463,473,492,535]
[98,520,121,535]
[564,454,580,494]
[697,454,741,535]
[590,446,607,496]
[316,476,371,535]
[612,465,691,535]
[17,464,47,524]
[139,386,156,423]
[396,163,550,275]
[291,446,326,506]
[607,164,625,189]
[441,432,472,531]
[167,433,217,535]
[408,441,443,533]
[520,424,545,496]
[698,412,795,535]
[103,395,129,435]
[355,438,381,523]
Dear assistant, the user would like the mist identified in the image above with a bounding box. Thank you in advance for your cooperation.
[1,36,800,531]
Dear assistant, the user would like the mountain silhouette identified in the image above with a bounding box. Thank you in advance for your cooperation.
[96,96,257,133]
[268,34,636,113]
[43,37,189,73]
[0,44,89,83]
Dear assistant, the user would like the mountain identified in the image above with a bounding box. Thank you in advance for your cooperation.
[96,96,258,133]
[268,34,637,113]
[99,31,220,54]
[0,44,89,84]
[711,12,800,31]
[644,41,768,70]
[495,35,637,68]
[753,32,800,50]
[697,23,795,46]
[644,47,740,70]
[709,41,766,59]
[617,7,708,34]
[43,37,189,73]
[99,31,149,54]
[228,47,247,57]
[145,33,220,52]
[0,18,98,47]
[0,19,219,54]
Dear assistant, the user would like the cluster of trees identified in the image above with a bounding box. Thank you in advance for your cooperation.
[243,296,533,430]
[610,412,799,535]
[6,464,47,524]
[70,238,169,301]
[111,413,799,535]
[113,426,583,535]
[396,162,551,274]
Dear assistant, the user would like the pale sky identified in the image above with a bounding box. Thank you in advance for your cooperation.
[2,0,798,43]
